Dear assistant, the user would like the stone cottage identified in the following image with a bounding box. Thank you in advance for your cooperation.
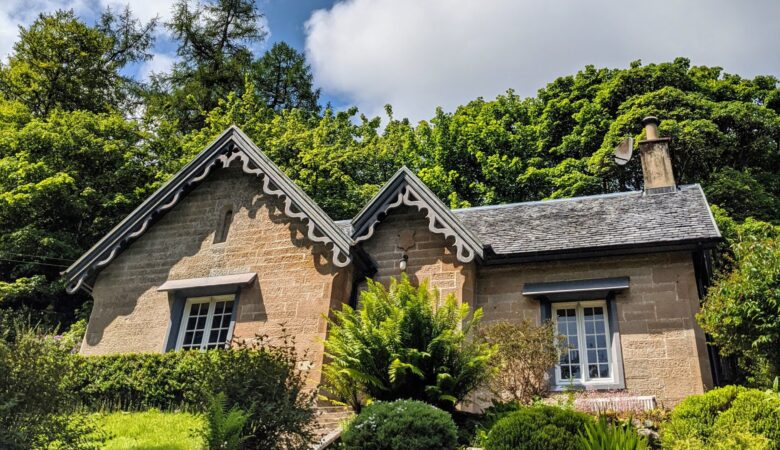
[65,117,721,406]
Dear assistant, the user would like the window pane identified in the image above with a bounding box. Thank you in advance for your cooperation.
[583,303,610,380]
[555,308,579,383]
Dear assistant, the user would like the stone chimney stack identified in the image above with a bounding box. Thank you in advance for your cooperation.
[638,116,676,194]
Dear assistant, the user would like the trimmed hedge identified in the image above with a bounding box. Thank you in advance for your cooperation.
[484,405,592,450]
[662,386,780,449]
[341,400,458,450]
[69,344,316,450]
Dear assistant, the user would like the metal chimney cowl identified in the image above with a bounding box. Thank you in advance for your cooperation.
[638,116,676,194]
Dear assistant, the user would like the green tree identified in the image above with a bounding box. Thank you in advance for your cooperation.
[0,9,156,116]
[0,99,159,324]
[251,42,320,113]
[150,0,266,130]
[322,275,495,412]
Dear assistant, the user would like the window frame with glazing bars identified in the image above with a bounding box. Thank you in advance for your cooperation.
[175,294,238,351]
[552,300,616,388]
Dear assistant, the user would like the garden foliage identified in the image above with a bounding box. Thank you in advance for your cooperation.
[0,327,102,449]
[578,416,648,450]
[340,400,458,450]
[70,336,316,450]
[483,405,592,450]
[698,232,780,381]
[662,386,780,449]
[197,392,251,450]
[322,274,494,411]
[479,320,563,404]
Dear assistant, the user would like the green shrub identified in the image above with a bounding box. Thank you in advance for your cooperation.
[484,405,592,450]
[479,320,564,404]
[0,327,102,449]
[663,386,780,449]
[711,390,780,447]
[341,400,458,450]
[70,336,316,450]
[662,385,744,445]
[698,234,780,380]
[578,416,648,450]
[196,392,250,450]
[323,275,495,411]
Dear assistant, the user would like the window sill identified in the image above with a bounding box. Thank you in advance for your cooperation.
[550,380,625,391]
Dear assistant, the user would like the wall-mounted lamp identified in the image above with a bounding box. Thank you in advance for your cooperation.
[399,254,409,272]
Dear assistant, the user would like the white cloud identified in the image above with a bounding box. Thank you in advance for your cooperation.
[305,0,780,122]
[137,52,176,80]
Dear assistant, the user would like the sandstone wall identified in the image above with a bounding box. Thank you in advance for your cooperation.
[358,205,475,304]
[476,252,713,406]
[83,166,350,384]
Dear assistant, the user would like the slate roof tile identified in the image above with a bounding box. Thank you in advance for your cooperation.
[337,185,721,257]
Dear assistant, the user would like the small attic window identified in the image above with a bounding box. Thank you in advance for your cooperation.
[214,208,233,244]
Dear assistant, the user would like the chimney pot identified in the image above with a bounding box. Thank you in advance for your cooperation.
[642,116,660,140]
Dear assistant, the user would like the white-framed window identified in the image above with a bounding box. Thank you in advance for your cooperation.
[176,294,236,350]
[553,300,614,386]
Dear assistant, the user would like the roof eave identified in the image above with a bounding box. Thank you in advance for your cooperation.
[481,237,721,266]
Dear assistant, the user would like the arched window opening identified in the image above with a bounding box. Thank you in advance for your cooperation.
[214,208,233,243]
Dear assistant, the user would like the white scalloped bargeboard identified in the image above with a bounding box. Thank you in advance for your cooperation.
[352,184,476,263]
[66,148,351,294]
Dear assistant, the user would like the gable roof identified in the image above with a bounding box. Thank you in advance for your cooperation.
[336,184,721,262]
[64,126,352,294]
[453,184,721,260]
[349,166,485,263]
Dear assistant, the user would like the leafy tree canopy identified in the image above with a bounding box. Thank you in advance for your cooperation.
[0,98,159,323]
[0,9,156,116]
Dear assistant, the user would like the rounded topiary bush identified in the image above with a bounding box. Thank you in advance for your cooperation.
[484,405,592,450]
[662,385,745,445]
[662,386,780,449]
[341,400,458,450]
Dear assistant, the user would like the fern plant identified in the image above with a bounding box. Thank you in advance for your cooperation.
[196,392,251,450]
[321,274,495,411]
[578,415,648,450]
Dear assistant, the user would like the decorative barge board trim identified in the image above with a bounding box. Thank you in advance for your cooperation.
[350,166,485,263]
[64,125,353,294]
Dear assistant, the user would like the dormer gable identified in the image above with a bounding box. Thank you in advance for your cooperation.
[350,166,485,263]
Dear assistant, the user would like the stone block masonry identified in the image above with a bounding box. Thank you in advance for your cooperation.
[83,166,351,386]
[476,252,712,406]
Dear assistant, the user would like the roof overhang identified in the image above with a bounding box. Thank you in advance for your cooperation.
[482,238,720,266]
[523,276,630,301]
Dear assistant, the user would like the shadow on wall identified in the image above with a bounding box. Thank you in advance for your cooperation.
[83,165,342,349]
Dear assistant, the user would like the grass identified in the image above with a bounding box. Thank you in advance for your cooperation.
[94,410,205,450]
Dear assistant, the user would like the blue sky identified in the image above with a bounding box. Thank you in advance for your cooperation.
[2,0,779,122]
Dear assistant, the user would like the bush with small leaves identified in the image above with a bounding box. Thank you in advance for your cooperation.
[662,386,780,449]
[341,400,458,450]
[484,405,592,450]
